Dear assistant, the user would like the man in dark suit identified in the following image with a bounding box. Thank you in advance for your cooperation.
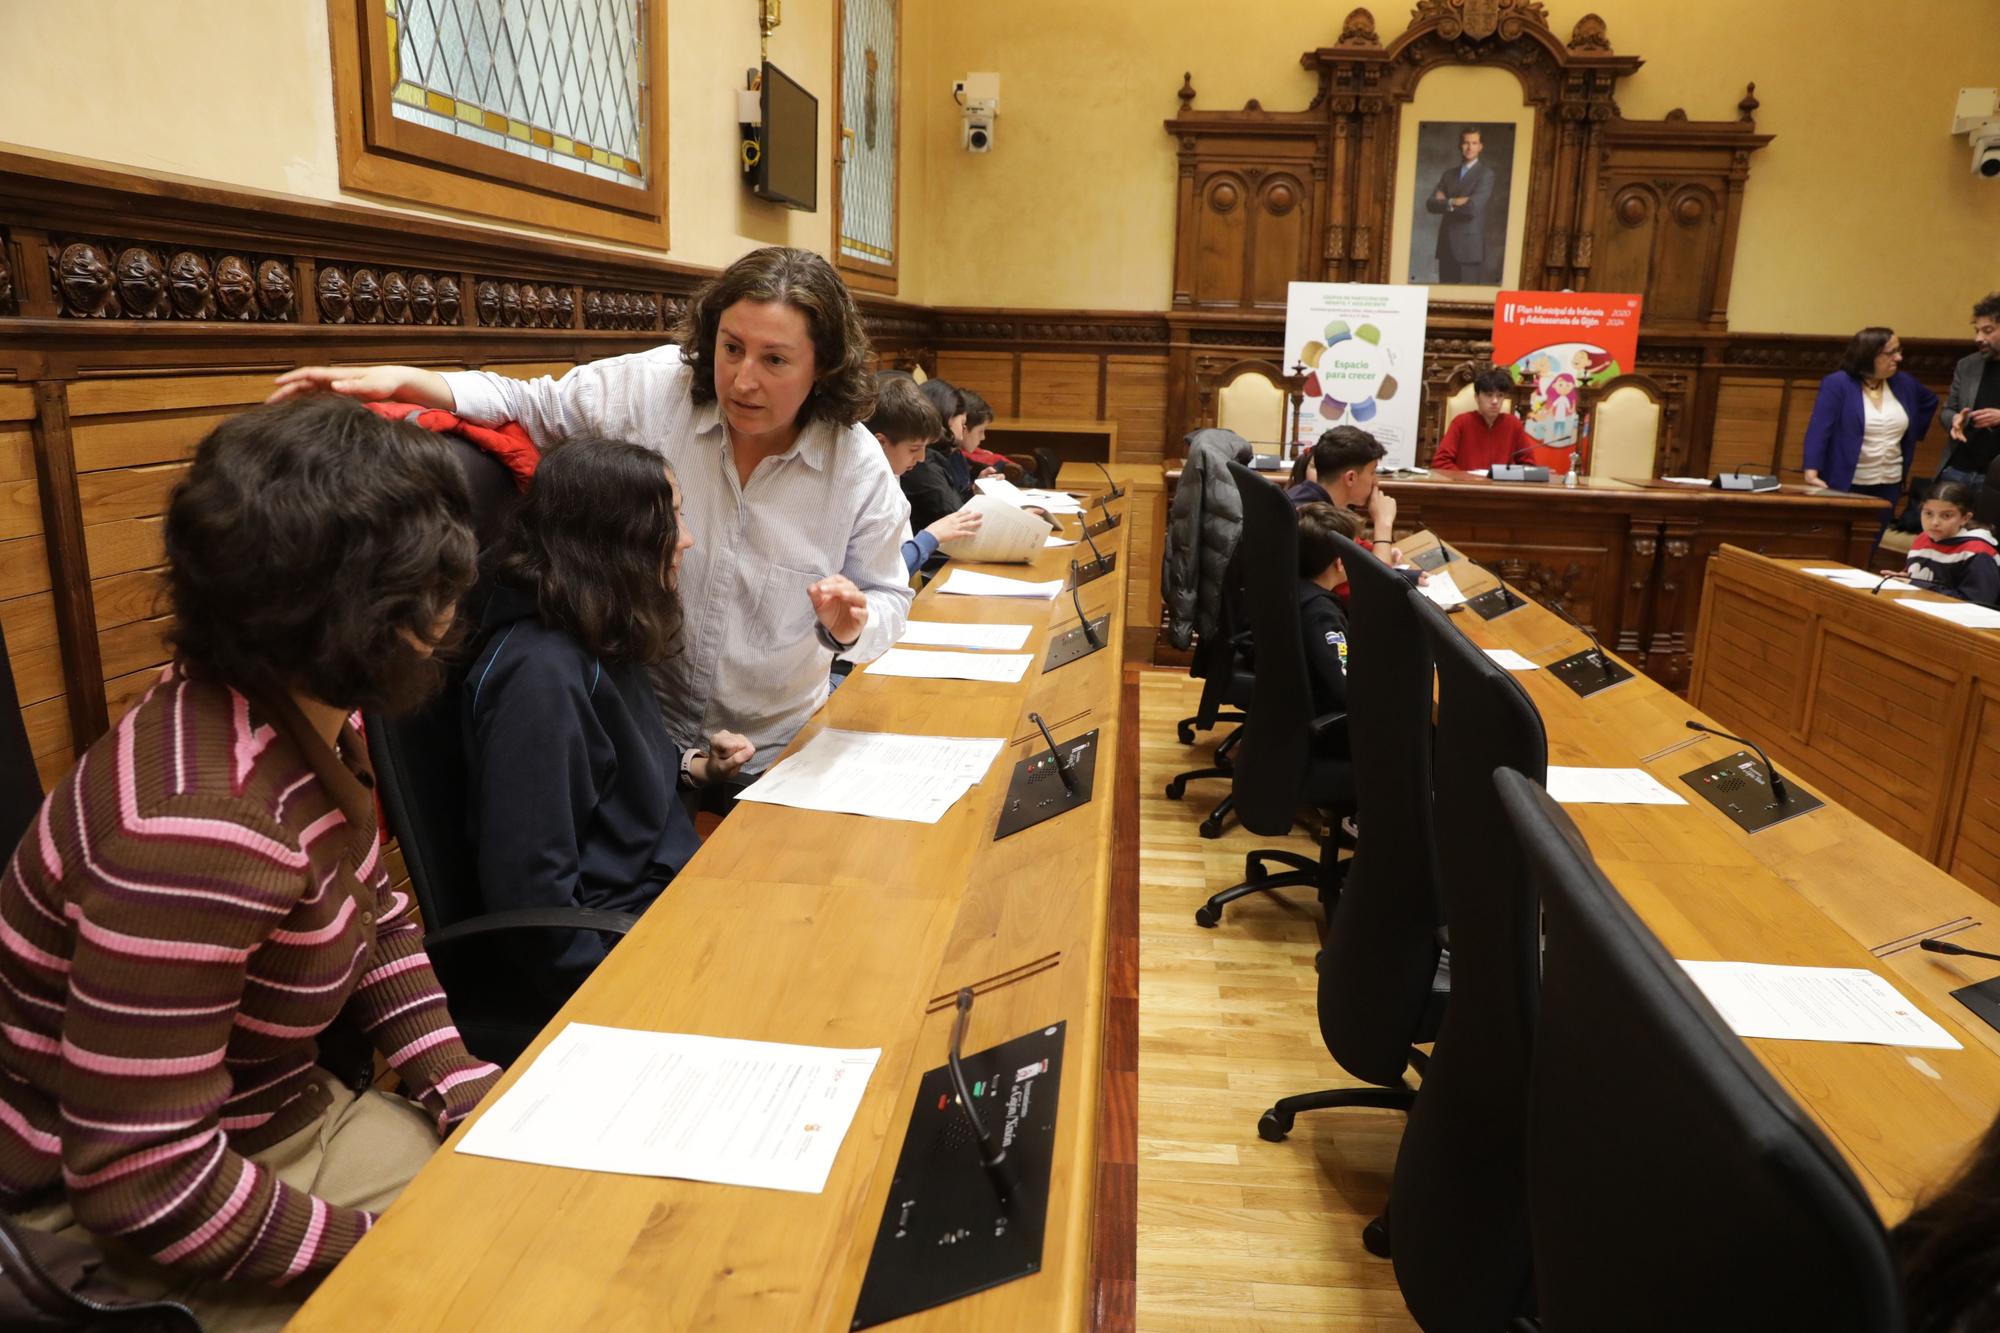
[1425,126,1497,284]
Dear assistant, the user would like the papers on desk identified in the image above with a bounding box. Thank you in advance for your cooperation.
[736,727,1005,823]
[1802,567,1900,590]
[935,569,1065,600]
[1545,766,1689,806]
[936,495,1049,564]
[1660,476,1713,486]
[1418,570,1468,608]
[1045,534,1079,548]
[1678,962,1961,1050]
[1483,648,1539,671]
[975,477,1085,514]
[1899,598,2000,629]
[864,647,1032,684]
[897,620,1032,651]
[455,1024,883,1191]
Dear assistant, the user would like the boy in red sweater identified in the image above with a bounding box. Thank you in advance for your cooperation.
[1898,481,2000,607]
[1431,366,1531,473]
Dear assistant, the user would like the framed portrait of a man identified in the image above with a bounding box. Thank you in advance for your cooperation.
[1407,121,1516,286]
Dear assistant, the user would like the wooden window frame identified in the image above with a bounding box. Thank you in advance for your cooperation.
[327,0,669,249]
[830,0,900,295]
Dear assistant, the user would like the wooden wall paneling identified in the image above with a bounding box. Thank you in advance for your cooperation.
[29,383,105,767]
[1104,357,1169,465]
[1802,623,1957,854]
[0,387,62,787]
[1776,378,1821,475]
[1017,354,1101,420]
[1945,684,2000,900]
[1693,581,1812,741]
[933,351,1017,413]
[1710,378,1783,473]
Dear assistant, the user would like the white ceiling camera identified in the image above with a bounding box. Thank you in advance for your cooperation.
[956,72,1000,153]
[1952,87,2000,178]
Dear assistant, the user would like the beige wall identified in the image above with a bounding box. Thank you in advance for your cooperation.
[0,0,833,269]
[903,0,2000,338]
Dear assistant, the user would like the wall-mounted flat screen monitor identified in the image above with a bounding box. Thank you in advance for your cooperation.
[751,61,817,211]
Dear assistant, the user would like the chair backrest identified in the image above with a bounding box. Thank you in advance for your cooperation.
[1315,534,1445,1086]
[1980,456,2000,529]
[1224,460,1313,837]
[1589,381,1662,479]
[1439,377,1481,437]
[0,618,44,857]
[1497,766,1903,1332]
[1390,590,1549,1331]
[1217,368,1287,456]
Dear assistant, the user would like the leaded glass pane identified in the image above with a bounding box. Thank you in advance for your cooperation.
[840,0,897,268]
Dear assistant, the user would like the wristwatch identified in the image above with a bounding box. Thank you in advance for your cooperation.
[678,748,703,789]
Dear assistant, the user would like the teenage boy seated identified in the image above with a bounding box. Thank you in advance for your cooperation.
[871,372,981,571]
[1286,425,1403,565]
[958,389,1013,476]
[1432,367,1531,472]
[1297,502,1362,755]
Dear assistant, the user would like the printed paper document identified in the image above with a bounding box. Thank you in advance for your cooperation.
[897,621,1033,651]
[456,1024,883,1192]
[1899,598,2000,629]
[936,569,1065,600]
[1545,766,1689,805]
[975,478,1085,514]
[864,647,1032,684]
[1484,648,1539,670]
[1418,571,1468,608]
[1678,961,1961,1050]
[935,495,1049,564]
[736,728,1005,823]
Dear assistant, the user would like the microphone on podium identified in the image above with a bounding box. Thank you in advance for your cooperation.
[1684,720,1790,802]
[1920,937,2000,965]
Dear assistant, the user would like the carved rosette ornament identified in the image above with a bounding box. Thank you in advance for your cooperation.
[1417,0,1549,42]
[555,288,575,326]
[499,282,523,327]
[409,272,436,324]
[583,291,604,327]
[254,259,292,320]
[1567,13,1611,51]
[215,256,256,319]
[1337,8,1381,47]
[435,276,461,325]
[474,280,501,326]
[316,266,352,324]
[381,271,410,323]
[350,268,383,323]
[114,247,168,319]
[56,242,117,318]
[167,250,214,319]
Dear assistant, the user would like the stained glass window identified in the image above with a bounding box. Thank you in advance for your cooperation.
[385,0,650,189]
[838,0,898,275]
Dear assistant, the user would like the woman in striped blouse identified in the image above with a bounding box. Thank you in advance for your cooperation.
[0,395,503,1329]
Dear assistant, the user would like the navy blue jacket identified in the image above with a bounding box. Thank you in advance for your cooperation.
[462,585,699,1001]
[1800,370,1939,493]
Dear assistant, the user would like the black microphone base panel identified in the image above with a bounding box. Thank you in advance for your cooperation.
[1547,648,1635,698]
[1043,617,1112,672]
[1677,748,1825,834]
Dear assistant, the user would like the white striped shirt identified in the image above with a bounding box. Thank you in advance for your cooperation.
[443,348,912,772]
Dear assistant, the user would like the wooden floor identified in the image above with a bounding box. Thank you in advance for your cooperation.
[1135,669,1417,1331]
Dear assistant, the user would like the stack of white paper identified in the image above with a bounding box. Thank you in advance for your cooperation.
[936,495,1049,564]
[1045,534,1078,548]
[897,621,1032,651]
[1678,962,1961,1050]
[863,647,1032,683]
[1419,571,1468,608]
[1899,598,2000,629]
[455,1024,884,1192]
[1659,476,1713,486]
[1545,766,1689,806]
[736,728,1005,823]
[977,477,1086,514]
[936,569,1065,600]
[1802,567,1902,590]
[1484,648,1539,670]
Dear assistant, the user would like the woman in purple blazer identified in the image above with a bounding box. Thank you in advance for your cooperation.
[1801,327,1940,539]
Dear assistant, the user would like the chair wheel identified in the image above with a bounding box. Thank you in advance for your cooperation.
[1178,721,1196,745]
[1165,778,1186,800]
[1362,1216,1392,1258]
[1199,814,1224,839]
[1257,1109,1292,1142]
[1194,904,1221,929]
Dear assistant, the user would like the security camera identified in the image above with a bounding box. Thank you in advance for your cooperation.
[963,112,994,153]
[1975,126,2000,179]
[957,72,999,153]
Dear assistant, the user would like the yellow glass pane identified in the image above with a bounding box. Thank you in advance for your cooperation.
[508,119,531,142]
[455,100,483,126]
[553,135,573,156]
[483,110,508,133]
[531,128,554,148]
[425,90,455,117]
[392,81,426,109]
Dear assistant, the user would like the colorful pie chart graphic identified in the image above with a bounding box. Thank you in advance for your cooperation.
[1309,319,1397,425]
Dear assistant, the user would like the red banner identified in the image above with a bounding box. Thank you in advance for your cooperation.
[1491,291,1643,464]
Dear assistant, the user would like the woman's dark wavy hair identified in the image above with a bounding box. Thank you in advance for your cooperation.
[673,245,876,428]
[164,394,476,716]
[491,436,683,665]
[1838,326,1897,379]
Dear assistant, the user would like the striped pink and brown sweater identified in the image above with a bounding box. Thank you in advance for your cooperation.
[0,666,502,1285]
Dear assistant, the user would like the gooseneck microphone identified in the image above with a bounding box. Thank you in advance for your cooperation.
[1461,553,1524,610]
[1920,938,2000,964]
[1549,597,1617,681]
[1685,719,1790,802]
[1069,583,1102,648]
[1871,569,1907,595]
[1030,711,1078,794]
[1093,460,1125,500]
[1082,524,1107,567]
[946,988,1018,1209]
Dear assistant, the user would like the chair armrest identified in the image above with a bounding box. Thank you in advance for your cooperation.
[1308,710,1348,744]
[425,907,640,955]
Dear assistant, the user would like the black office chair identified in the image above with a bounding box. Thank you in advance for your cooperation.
[0,619,43,855]
[1496,766,1904,1333]
[367,437,637,1067]
[1389,592,1549,1327]
[1254,537,1447,1256]
[1977,457,2000,530]
[1165,550,1253,839]
[1194,462,1354,927]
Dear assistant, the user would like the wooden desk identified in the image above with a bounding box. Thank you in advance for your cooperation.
[1403,530,2000,1219]
[1689,546,2000,908]
[293,500,1140,1331]
[1159,468,1884,690]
